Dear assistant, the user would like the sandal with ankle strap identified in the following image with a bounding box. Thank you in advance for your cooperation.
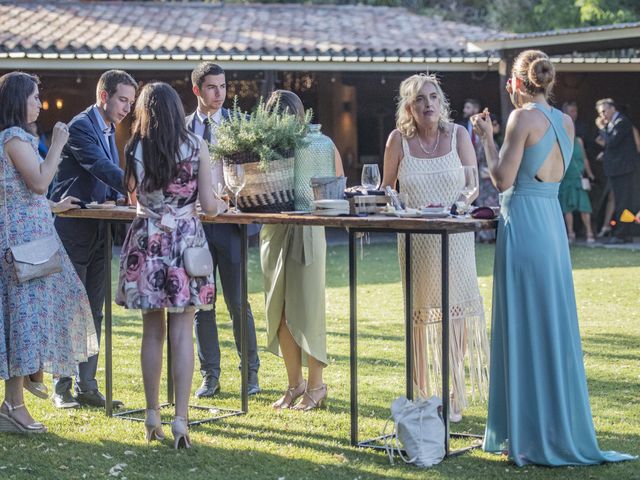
[0,401,47,433]
[292,383,328,411]
[144,408,166,442]
[272,380,306,410]
[171,416,191,449]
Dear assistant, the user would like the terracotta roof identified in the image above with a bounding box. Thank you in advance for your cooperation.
[0,1,498,65]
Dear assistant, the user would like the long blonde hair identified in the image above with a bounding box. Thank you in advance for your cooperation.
[396,74,450,137]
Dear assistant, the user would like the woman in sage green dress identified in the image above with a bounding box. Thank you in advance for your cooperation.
[261,90,344,411]
[473,49,635,467]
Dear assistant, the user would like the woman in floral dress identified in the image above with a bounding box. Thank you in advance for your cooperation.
[116,82,225,448]
[0,72,98,434]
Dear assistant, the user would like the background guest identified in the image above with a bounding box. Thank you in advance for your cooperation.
[0,71,98,433]
[381,74,489,422]
[595,98,638,244]
[262,90,343,411]
[50,70,137,409]
[559,101,596,243]
[116,82,226,448]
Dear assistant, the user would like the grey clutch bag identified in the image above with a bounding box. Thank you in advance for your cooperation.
[183,246,214,277]
[6,235,62,283]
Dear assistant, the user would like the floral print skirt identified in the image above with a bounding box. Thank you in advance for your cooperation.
[116,216,215,311]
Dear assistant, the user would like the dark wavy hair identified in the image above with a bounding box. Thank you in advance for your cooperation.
[0,72,40,132]
[125,82,196,193]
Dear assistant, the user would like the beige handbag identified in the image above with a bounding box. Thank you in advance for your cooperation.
[183,246,214,277]
[2,161,62,283]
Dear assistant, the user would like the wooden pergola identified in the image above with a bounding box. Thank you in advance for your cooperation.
[467,22,640,124]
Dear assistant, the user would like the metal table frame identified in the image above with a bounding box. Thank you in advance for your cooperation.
[61,208,493,450]
[347,227,483,457]
[101,219,248,425]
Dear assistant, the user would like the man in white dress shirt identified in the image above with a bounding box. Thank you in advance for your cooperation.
[186,63,261,397]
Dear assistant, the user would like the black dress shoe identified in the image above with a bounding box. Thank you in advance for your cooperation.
[76,390,123,409]
[195,376,220,398]
[53,390,80,409]
[247,371,261,396]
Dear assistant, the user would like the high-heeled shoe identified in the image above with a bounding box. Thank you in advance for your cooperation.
[0,401,46,433]
[292,383,327,411]
[171,416,191,449]
[144,408,166,442]
[271,380,306,410]
[23,375,49,400]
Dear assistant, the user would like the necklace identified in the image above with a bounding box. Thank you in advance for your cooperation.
[417,129,440,156]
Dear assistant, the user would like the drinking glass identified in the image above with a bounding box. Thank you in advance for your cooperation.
[223,163,246,213]
[455,165,479,214]
[361,163,381,192]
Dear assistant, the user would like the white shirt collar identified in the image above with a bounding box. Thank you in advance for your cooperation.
[196,108,222,126]
[93,104,114,135]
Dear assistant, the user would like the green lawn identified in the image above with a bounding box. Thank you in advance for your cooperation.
[1,239,638,479]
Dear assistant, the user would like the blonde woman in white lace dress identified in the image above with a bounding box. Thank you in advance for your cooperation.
[381,74,489,421]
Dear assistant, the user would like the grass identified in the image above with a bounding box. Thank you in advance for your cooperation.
[1,238,638,479]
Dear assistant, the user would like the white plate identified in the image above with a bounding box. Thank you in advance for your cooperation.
[85,203,116,209]
[396,211,424,218]
[313,209,349,217]
[422,206,448,214]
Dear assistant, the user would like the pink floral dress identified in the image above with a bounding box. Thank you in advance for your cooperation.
[116,136,215,312]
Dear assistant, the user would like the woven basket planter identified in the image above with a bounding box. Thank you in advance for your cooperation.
[223,150,295,213]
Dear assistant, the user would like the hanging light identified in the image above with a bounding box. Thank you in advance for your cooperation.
[55,99,64,109]
[42,100,49,110]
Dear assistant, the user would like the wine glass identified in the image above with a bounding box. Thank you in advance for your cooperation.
[361,163,381,192]
[455,165,479,215]
[223,163,246,213]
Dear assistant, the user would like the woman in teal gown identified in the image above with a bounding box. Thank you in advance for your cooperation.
[472,50,636,467]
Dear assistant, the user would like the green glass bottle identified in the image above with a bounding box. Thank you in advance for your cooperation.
[294,124,336,211]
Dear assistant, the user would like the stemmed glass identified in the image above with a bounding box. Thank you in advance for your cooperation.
[223,163,246,214]
[455,165,479,215]
[361,163,381,192]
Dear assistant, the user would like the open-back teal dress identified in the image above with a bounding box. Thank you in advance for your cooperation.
[484,104,636,466]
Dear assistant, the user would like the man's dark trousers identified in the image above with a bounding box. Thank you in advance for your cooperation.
[54,218,106,395]
[194,223,260,380]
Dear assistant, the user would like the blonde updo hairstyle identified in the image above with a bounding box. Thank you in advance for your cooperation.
[396,73,451,138]
[512,50,556,99]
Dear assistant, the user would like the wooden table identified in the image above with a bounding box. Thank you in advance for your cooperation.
[59,207,497,454]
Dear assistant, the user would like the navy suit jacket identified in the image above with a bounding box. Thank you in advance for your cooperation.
[185,109,260,238]
[601,114,639,177]
[51,106,125,203]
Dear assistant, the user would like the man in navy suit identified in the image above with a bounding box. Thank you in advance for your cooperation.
[596,98,639,244]
[50,70,137,408]
[186,62,261,397]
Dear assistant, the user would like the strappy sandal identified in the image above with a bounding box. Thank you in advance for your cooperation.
[292,384,328,411]
[144,408,166,442]
[0,401,47,434]
[171,416,191,449]
[272,380,306,410]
